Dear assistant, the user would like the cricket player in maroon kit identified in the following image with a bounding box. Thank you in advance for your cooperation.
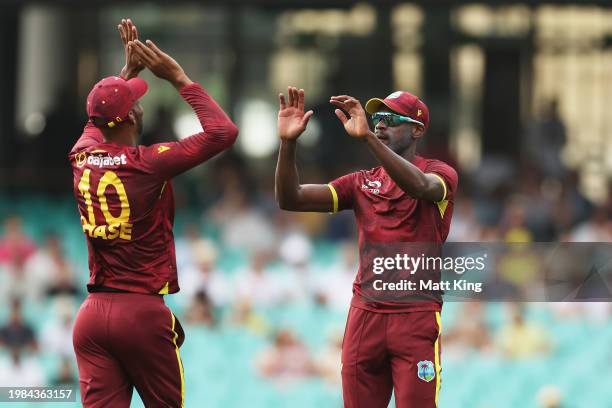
[69,20,238,407]
[275,87,458,407]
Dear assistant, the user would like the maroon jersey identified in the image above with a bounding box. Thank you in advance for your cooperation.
[329,156,458,313]
[69,83,237,294]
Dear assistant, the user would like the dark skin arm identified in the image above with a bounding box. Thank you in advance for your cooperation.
[275,87,333,212]
[362,133,445,200]
[330,95,445,202]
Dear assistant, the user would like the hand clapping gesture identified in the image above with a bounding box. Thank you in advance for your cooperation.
[277,86,314,141]
[329,95,371,138]
[118,18,144,79]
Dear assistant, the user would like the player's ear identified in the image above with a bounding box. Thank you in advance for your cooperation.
[411,125,425,139]
[127,110,137,125]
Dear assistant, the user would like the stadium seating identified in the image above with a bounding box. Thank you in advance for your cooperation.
[0,198,610,407]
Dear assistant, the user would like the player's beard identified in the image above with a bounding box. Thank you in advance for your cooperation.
[389,128,416,155]
[389,137,412,155]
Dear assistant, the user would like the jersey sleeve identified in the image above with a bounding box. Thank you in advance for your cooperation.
[139,83,238,180]
[425,160,458,203]
[328,172,359,212]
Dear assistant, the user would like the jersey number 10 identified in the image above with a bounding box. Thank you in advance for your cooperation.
[77,169,133,240]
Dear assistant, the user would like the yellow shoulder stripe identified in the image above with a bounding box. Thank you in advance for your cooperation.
[327,184,339,214]
[429,173,447,202]
[436,200,449,218]
[429,173,449,218]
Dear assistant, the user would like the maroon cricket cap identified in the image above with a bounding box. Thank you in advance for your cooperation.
[86,76,148,128]
[365,91,429,129]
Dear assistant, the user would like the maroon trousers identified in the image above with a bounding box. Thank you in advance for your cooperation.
[73,293,185,408]
[341,307,442,408]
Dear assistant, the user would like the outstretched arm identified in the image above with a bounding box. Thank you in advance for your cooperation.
[275,87,334,212]
[330,95,445,202]
[131,40,237,179]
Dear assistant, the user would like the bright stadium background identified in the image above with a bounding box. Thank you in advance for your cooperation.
[0,2,611,407]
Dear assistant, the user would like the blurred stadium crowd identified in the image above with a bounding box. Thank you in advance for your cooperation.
[0,100,611,408]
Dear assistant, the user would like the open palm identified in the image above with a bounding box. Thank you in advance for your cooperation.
[278,87,314,140]
[330,95,371,138]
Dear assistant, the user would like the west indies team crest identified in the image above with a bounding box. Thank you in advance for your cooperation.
[417,360,435,382]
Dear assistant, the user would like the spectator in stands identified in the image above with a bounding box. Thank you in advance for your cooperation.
[256,329,315,383]
[179,239,232,307]
[22,232,78,301]
[0,215,38,301]
[526,99,567,180]
[517,168,559,241]
[444,302,494,361]
[552,171,593,237]
[0,298,37,352]
[569,205,612,242]
[314,330,343,386]
[208,169,276,252]
[0,346,45,387]
[174,223,201,273]
[0,215,37,267]
[539,100,567,179]
[496,244,543,298]
[498,303,552,359]
[315,241,357,311]
[45,266,80,298]
[499,197,533,243]
[447,194,483,242]
[184,290,216,327]
[26,232,80,297]
[277,232,317,304]
[235,251,283,307]
[51,357,77,386]
[536,385,564,408]
[40,297,75,358]
[229,300,270,335]
[550,302,611,325]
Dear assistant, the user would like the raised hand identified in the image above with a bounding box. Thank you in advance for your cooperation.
[118,18,144,79]
[330,95,371,138]
[278,87,314,140]
[129,40,193,89]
